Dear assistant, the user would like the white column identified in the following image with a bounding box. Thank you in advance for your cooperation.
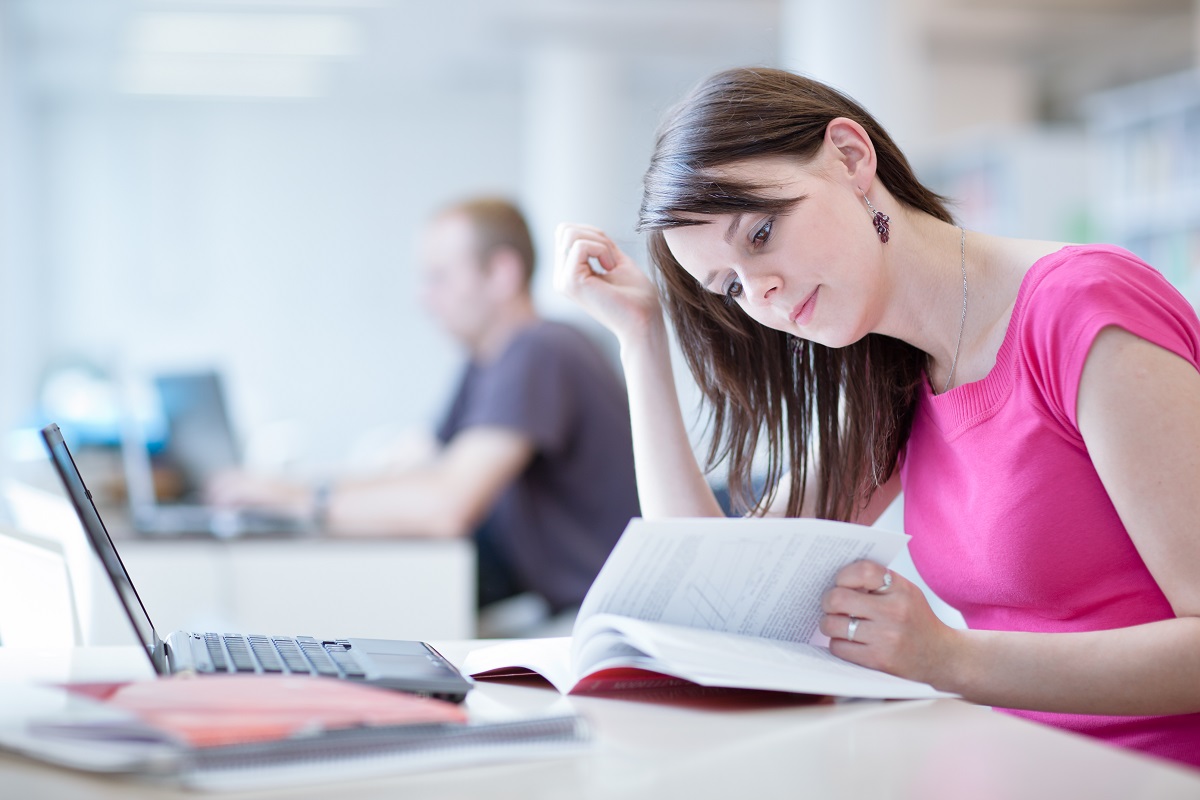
[0,12,45,503]
[779,0,932,153]
[520,43,628,321]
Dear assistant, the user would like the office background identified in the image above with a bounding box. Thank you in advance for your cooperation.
[0,0,1198,479]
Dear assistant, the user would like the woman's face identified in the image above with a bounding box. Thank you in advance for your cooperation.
[661,155,886,349]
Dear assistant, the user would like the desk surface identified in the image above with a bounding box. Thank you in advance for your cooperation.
[1,643,1198,799]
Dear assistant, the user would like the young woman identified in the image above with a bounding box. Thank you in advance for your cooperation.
[554,67,1200,768]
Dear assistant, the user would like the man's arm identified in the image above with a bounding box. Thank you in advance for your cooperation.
[324,427,534,537]
[208,427,535,538]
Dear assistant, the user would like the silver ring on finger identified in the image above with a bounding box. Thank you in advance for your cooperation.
[846,616,859,643]
[873,570,893,594]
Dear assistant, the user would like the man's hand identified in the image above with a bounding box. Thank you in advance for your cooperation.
[206,470,313,519]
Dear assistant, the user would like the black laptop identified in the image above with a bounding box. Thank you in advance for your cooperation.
[42,423,473,702]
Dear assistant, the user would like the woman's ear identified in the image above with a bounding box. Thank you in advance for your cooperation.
[824,117,877,187]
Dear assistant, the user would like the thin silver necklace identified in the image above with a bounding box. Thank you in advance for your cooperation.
[942,226,968,394]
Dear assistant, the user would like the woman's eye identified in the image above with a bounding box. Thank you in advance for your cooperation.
[752,219,773,245]
[723,277,743,304]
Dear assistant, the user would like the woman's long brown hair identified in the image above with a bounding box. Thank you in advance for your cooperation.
[638,67,954,521]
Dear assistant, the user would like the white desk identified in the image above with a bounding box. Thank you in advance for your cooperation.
[0,644,1198,799]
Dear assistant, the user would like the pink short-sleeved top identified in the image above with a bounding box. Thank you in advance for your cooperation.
[900,244,1200,768]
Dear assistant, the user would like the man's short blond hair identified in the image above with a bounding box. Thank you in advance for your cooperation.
[441,197,536,290]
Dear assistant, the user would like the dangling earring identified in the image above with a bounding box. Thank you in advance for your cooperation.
[863,193,890,244]
[788,335,803,356]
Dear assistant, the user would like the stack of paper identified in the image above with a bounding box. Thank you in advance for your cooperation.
[0,675,588,790]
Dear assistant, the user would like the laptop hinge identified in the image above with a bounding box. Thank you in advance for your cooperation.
[162,631,198,674]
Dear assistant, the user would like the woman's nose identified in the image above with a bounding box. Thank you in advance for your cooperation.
[741,272,780,305]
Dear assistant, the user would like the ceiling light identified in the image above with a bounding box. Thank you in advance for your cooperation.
[128,12,361,57]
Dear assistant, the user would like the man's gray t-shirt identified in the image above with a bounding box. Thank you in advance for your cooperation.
[436,320,640,610]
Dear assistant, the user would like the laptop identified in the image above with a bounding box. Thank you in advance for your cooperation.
[42,423,473,702]
[121,370,307,537]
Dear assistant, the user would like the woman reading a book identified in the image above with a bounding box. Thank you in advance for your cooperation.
[554,67,1200,768]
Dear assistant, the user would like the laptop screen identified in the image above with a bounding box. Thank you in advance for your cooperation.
[154,371,240,502]
[41,423,167,674]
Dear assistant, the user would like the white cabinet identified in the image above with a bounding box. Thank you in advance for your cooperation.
[4,478,476,646]
[117,537,476,642]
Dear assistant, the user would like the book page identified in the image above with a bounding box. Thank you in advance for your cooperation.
[576,518,906,647]
[577,615,949,700]
[462,638,577,694]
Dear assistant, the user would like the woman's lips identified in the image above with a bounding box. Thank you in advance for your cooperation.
[791,288,819,326]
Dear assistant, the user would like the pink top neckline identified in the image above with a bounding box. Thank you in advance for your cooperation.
[918,244,1081,437]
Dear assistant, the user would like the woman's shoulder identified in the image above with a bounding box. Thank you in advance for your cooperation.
[1012,242,1199,357]
[1013,243,1185,323]
[1023,243,1169,297]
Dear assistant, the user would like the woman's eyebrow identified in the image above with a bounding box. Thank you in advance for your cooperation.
[723,214,743,245]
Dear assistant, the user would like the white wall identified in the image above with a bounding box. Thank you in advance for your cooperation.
[23,26,755,471]
[39,92,526,465]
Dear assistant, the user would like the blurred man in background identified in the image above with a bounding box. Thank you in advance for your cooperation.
[210,197,640,630]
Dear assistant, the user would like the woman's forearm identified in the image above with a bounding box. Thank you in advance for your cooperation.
[941,617,1200,716]
[619,318,724,519]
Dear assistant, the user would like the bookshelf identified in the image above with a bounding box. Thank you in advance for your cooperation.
[1085,69,1200,300]
[915,127,1093,244]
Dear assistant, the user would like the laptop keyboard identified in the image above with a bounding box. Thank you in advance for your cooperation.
[202,633,366,678]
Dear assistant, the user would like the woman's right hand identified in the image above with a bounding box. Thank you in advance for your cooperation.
[554,223,663,343]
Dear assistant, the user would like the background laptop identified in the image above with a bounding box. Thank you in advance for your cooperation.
[44,423,473,702]
[121,370,308,537]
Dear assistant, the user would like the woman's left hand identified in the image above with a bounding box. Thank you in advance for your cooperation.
[819,560,959,687]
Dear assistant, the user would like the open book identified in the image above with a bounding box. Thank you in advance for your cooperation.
[465,518,952,700]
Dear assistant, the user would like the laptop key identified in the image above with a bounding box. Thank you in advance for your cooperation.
[203,632,229,672]
[273,638,314,674]
[223,635,258,672]
[329,652,367,678]
[248,635,285,673]
[299,642,340,676]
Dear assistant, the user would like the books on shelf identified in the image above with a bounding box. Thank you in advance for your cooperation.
[0,674,588,791]
[465,517,952,701]
[1085,69,1200,290]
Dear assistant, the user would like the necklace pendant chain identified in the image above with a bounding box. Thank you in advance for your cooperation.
[942,227,968,394]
